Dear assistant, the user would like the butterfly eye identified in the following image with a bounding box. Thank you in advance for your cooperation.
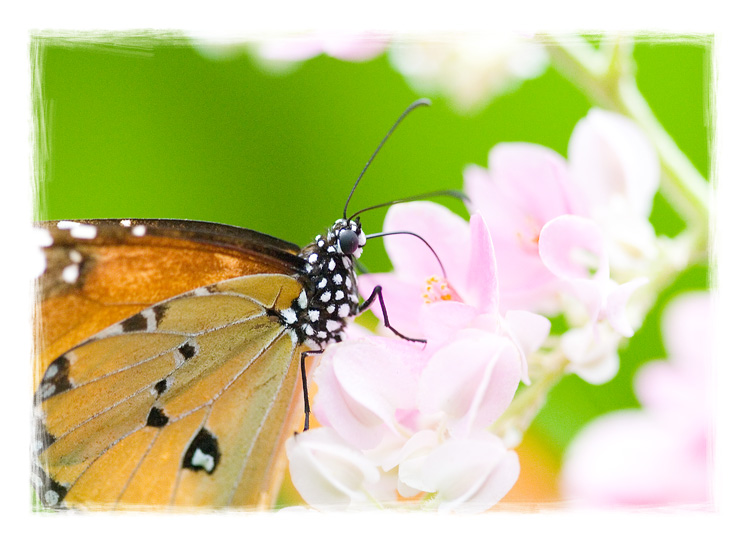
[338,229,360,256]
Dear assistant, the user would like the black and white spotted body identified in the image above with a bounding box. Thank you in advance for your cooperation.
[283,218,365,350]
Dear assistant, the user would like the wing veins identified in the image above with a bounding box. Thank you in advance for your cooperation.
[227,339,298,504]
[114,428,161,507]
[61,422,148,505]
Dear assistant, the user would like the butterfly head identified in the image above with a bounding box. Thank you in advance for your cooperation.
[331,218,366,259]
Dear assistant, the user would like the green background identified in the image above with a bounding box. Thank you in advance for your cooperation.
[34,34,711,474]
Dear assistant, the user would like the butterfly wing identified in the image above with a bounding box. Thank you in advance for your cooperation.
[34,219,309,510]
[36,219,303,375]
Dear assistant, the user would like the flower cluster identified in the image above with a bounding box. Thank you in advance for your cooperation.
[282,107,685,511]
[463,107,664,384]
[187,32,547,112]
[287,210,548,512]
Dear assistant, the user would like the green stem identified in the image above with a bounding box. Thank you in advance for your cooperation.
[541,34,711,251]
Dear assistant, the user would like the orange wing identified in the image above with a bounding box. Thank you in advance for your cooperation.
[35,219,303,383]
[33,219,309,510]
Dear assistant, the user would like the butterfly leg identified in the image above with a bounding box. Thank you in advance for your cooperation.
[301,350,323,431]
[360,285,427,344]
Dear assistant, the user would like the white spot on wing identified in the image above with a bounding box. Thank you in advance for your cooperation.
[94,323,124,339]
[333,274,343,285]
[191,448,215,472]
[120,219,132,227]
[317,278,327,289]
[304,324,314,336]
[32,227,53,247]
[71,224,97,239]
[338,304,350,318]
[61,263,79,284]
[308,253,318,264]
[69,250,83,263]
[40,383,55,398]
[57,220,79,230]
[44,490,60,506]
[320,291,331,303]
[297,290,308,309]
[335,290,344,301]
[143,308,158,332]
[44,364,58,379]
[328,259,336,271]
[132,225,147,237]
[193,287,212,296]
[308,309,320,321]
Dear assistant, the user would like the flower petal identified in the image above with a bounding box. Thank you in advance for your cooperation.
[286,428,381,511]
[661,291,712,374]
[605,277,648,337]
[419,300,479,342]
[568,108,660,217]
[503,310,551,384]
[538,215,608,281]
[321,33,388,61]
[313,337,425,449]
[393,429,441,496]
[382,202,471,287]
[465,213,500,312]
[357,272,425,339]
[419,432,520,513]
[418,330,522,436]
[561,325,621,385]
[561,410,709,506]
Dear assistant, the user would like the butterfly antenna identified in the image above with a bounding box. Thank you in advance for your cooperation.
[347,189,469,220]
[366,230,447,278]
[342,98,432,219]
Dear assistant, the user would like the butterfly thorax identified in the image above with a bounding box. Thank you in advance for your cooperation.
[280,218,365,350]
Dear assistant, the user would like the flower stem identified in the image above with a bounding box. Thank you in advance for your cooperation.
[539,34,710,251]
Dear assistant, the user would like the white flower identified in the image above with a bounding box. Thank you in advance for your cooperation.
[400,431,520,513]
[285,428,382,511]
[389,34,548,112]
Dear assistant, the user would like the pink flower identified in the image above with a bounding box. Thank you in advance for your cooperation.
[286,427,386,511]
[358,203,549,367]
[357,201,472,340]
[560,292,712,508]
[568,108,660,219]
[296,208,548,511]
[256,32,388,63]
[568,108,661,275]
[399,431,521,513]
[538,215,648,338]
[418,328,523,437]
[312,336,427,450]
[463,143,587,312]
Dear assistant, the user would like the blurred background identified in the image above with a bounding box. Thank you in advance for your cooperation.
[33,33,711,506]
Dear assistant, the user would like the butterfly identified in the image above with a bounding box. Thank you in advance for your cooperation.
[32,99,451,510]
